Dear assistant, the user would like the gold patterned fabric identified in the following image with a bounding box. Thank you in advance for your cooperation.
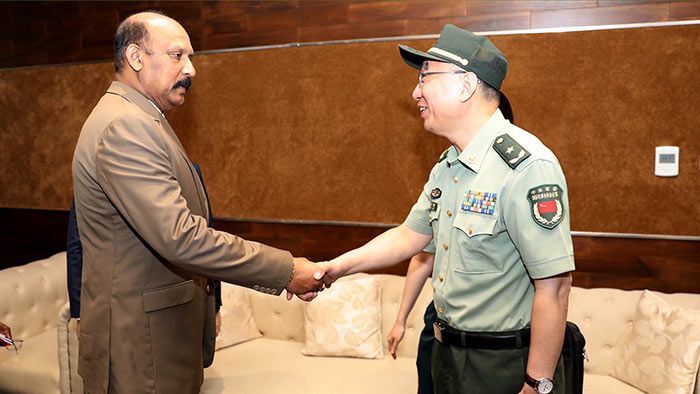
[215,283,262,350]
[613,290,700,394]
[302,274,384,359]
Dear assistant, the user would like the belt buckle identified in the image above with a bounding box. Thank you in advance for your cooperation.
[433,322,444,343]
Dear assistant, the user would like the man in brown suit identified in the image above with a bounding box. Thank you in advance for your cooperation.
[72,11,324,394]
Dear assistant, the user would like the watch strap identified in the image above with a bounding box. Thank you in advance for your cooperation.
[524,373,554,394]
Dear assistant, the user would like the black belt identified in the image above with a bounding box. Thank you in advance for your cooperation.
[433,320,530,349]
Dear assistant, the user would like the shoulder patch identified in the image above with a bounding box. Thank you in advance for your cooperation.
[527,184,565,229]
[438,148,450,163]
[493,134,530,169]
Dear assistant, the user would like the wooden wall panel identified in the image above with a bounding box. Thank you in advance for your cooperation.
[1,1,700,69]
[1,24,699,236]
[2,209,698,295]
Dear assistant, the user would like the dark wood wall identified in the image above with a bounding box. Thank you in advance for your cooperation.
[1,2,699,294]
[2,1,700,69]
[2,208,698,294]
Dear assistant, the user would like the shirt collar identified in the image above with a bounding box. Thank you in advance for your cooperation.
[147,99,165,118]
[449,109,509,173]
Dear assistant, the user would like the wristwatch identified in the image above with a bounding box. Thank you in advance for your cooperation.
[525,373,554,394]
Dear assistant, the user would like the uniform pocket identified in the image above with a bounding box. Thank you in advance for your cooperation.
[453,212,497,238]
[452,213,501,274]
[142,280,195,312]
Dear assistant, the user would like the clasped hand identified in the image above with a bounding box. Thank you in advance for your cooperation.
[284,258,346,301]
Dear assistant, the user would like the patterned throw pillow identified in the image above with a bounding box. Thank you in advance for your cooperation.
[302,274,384,359]
[612,290,700,394]
[215,283,262,350]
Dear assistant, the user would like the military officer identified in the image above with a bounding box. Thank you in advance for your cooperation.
[321,24,575,394]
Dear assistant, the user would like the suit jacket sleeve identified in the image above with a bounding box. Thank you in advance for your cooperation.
[94,114,293,293]
[66,198,83,319]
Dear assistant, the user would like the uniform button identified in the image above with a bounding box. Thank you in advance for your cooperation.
[469,227,473,235]
[447,210,452,216]
[438,307,444,314]
[453,176,459,183]
[443,243,449,250]
[468,156,477,163]
[439,275,444,281]
[206,284,211,293]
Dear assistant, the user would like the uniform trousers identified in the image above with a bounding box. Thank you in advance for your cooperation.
[417,302,437,394]
[431,339,566,394]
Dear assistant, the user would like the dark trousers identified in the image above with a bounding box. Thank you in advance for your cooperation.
[417,302,437,394]
[431,339,566,394]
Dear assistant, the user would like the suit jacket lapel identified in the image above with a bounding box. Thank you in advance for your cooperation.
[106,81,210,220]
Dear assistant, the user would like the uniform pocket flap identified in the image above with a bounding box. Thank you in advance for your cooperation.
[453,213,497,237]
[142,280,195,312]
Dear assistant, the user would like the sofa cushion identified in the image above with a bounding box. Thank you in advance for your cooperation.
[302,274,383,359]
[203,338,417,394]
[584,373,645,394]
[612,290,700,394]
[0,327,59,394]
[216,283,261,350]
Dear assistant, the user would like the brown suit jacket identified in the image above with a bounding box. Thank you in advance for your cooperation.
[72,81,293,394]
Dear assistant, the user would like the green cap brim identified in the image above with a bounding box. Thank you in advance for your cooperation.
[399,44,451,70]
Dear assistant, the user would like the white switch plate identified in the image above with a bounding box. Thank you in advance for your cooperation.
[655,146,679,177]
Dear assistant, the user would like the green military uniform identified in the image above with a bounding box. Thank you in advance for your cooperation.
[404,109,575,393]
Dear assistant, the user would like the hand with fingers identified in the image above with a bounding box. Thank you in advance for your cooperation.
[387,320,406,360]
[285,257,325,301]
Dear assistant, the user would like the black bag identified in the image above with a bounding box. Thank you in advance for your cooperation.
[561,321,587,394]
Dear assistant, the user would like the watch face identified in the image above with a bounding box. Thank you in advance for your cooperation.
[536,379,554,394]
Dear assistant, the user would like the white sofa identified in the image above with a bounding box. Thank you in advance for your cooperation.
[0,252,67,394]
[1,252,699,394]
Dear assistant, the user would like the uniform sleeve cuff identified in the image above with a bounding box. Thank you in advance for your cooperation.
[525,254,575,279]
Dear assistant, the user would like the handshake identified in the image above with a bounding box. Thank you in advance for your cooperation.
[283,257,343,301]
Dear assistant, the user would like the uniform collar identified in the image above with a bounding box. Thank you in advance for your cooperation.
[451,109,509,172]
[107,81,164,121]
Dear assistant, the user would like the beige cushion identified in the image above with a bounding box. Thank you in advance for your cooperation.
[215,283,262,350]
[0,328,60,394]
[584,373,645,394]
[612,290,700,394]
[203,338,416,394]
[302,274,383,359]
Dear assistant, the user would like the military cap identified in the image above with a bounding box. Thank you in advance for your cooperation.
[399,24,508,91]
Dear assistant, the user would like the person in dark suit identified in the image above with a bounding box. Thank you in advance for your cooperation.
[67,164,222,339]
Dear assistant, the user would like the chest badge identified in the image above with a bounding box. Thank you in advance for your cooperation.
[461,190,497,215]
[527,184,565,229]
[430,188,442,199]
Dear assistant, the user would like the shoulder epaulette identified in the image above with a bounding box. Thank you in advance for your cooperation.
[438,148,450,163]
[492,134,530,169]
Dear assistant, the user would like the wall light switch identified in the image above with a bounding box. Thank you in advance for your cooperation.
[655,146,679,177]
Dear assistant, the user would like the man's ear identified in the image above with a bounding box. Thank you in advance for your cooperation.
[125,44,143,72]
[459,72,479,103]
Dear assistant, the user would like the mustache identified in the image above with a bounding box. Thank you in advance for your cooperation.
[173,77,192,91]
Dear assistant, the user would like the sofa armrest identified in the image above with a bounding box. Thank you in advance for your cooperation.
[0,252,68,340]
[57,302,83,394]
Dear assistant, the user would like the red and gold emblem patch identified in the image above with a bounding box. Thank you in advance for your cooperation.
[527,184,565,229]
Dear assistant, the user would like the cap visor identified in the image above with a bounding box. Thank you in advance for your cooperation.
[399,44,447,70]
